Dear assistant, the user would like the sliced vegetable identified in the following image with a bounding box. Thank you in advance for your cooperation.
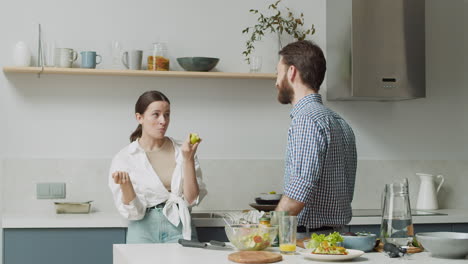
[253,235,263,243]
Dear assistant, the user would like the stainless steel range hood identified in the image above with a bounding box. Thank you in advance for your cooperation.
[326,0,426,101]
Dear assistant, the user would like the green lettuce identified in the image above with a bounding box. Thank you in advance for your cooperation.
[306,232,344,249]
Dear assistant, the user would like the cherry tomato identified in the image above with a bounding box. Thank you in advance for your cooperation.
[253,236,263,243]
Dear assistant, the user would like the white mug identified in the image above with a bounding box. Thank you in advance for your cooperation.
[54,48,78,68]
[122,50,143,70]
[13,41,31,67]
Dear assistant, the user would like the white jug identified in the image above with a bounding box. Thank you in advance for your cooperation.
[415,173,445,210]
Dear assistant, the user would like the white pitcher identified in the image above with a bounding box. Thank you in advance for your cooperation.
[415,173,445,210]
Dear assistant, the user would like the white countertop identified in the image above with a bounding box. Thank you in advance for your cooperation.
[349,209,468,225]
[2,209,468,228]
[2,211,128,228]
[113,243,468,264]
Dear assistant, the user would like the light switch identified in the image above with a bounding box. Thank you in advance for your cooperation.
[36,182,66,199]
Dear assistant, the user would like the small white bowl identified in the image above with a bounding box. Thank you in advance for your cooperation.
[259,193,282,200]
[416,232,468,259]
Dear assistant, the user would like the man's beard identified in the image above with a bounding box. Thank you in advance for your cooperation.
[277,76,294,104]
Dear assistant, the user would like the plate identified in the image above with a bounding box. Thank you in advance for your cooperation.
[299,248,365,261]
[249,203,277,211]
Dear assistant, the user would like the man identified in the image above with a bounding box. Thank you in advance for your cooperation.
[274,40,357,238]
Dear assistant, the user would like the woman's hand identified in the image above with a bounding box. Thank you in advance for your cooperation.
[182,134,201,204]
[112,171,136,205]
[181,133,202,161]
[112,171,132,185]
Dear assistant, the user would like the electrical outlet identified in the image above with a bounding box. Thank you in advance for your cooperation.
[36,182,66,199]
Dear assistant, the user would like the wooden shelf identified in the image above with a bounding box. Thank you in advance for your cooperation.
[2,67,276,80]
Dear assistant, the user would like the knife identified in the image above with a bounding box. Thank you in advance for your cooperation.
[178,239,228,249]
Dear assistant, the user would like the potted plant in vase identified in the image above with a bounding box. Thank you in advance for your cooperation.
[242,0,316,64]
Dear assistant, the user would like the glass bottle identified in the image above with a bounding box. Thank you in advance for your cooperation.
[259,217,271,227]
[148,42,169,71]
[380,178,414,246]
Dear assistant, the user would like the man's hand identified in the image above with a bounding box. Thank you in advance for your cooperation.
[275,195,305,216]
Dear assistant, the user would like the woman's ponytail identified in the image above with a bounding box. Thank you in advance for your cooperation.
[129,124,142,142]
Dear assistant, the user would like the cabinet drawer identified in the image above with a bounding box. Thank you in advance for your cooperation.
[414,224,452,233]
[452,224,468,233]
[4,228,126,264]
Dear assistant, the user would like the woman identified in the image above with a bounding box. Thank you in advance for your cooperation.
[109,90,206,243]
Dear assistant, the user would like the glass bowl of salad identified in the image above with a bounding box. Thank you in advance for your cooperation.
[225,224,278,251]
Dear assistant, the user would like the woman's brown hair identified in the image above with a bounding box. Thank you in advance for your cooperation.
[129,90,170,142]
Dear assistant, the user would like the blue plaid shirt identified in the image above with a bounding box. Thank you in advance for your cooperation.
[284,94,357,229]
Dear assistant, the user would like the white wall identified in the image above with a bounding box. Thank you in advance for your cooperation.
[1,0,465,159]
[0,0,324,160]
[0,0,467,218]
[0,53,5,264]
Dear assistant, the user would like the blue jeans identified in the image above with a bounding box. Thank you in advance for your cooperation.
[126,208,198,243]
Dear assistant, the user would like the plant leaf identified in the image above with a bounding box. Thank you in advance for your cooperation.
[242,0,316,62]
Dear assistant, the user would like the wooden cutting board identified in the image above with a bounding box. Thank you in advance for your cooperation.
[228,251,283,263]
[375,241,423,253]
[296,237,307,249]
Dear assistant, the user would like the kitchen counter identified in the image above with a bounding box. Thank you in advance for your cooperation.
[348,209,468,226]
[2,209,468,228]
[113,243,468,264]
[2,211,128,228]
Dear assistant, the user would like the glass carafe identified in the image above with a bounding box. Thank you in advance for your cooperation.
[380,178,414,246]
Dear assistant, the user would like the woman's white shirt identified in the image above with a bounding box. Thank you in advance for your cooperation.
[108,137,207,240]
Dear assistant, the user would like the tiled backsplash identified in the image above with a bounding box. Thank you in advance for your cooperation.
[2,159,468,214]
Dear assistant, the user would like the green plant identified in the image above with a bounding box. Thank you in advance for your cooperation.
[242,0,316,64]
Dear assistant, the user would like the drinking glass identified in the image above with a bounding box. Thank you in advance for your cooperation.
[111,40,123,69]
[43,41,56,67]
[249,55,262,73]
[278,215,297,254]
[270,211,288,247]
[380,178,414,246]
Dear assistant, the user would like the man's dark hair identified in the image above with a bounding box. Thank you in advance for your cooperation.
[278,40,326,91]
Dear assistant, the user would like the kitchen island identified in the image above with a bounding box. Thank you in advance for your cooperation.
[113,243,468,264]
[3,209,468,264]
